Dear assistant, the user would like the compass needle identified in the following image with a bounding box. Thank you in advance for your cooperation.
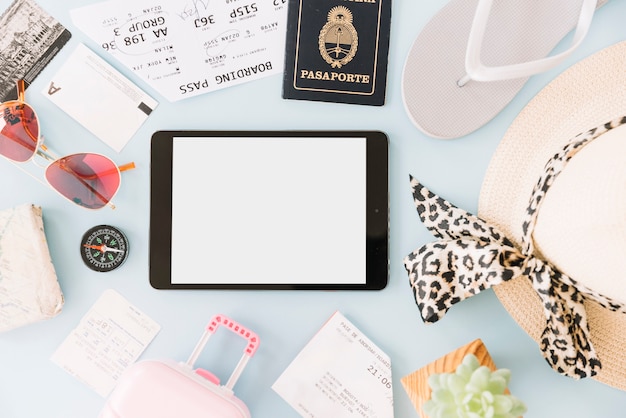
[81,225,129,272]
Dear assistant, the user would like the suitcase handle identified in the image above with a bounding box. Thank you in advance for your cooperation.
[185,314,259,390]
[207,314,260,356]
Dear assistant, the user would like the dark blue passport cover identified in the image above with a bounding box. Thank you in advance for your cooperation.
[282,0,391,106]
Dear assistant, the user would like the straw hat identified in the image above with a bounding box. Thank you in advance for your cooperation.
[478,40,626,390]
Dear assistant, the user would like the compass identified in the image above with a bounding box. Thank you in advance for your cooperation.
[80,225,129,272]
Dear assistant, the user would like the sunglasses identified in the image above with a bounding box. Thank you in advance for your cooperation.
[0,80,134,209]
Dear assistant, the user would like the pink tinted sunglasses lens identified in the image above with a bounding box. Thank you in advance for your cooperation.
[45,153,121,209]
[0,101,39,162]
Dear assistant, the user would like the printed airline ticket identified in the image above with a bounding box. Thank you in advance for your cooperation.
[273,311,394,418]
[70,0,288,102]
[51,289,160,397]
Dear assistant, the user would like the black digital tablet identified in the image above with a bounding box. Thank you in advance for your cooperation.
[149,131,388,290]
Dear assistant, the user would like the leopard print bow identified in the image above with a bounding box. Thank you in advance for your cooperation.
[404,116,626,380]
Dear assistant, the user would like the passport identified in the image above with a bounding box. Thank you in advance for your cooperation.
[282,0,391,106]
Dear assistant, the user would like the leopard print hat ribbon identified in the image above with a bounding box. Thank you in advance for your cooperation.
[404,117,626,380]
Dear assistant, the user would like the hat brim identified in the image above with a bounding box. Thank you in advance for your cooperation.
[478,40,626,389]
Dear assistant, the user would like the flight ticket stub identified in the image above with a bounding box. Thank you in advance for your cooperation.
[273,311,393,418]
[70,0,288,102]
[51,289,160,397]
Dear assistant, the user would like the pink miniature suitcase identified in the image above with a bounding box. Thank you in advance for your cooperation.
[99,314,259,418]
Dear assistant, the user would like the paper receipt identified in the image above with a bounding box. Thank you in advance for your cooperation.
[51,289,160,397]
[272,311,393,418]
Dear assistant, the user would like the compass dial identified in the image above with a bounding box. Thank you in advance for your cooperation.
[80,225,129,272]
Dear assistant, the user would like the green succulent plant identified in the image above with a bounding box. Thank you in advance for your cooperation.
[424,354,527,418]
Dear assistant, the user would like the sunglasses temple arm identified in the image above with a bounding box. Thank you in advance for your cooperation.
[5,159,117,209]
[118,162,136,172]
[61,161,134,209]
[59,164,118,209]
[14,80,39,147]
[63,161,136,182]
[16,80,25,103]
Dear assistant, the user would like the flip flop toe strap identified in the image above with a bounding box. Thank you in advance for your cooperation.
[462,0,597,83]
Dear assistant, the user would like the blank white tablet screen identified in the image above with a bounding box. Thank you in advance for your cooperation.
[170,137,367,285]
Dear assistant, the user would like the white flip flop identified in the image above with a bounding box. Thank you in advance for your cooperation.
[401,0,605,139]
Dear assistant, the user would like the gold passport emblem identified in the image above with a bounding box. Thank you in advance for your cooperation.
[318,6,358,68]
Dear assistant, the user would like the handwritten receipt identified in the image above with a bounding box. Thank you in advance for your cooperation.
[273,311,393,418]
[51,289,160,397]
[70,0,287,102]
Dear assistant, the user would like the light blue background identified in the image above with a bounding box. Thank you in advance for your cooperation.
[1,0,625,417]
